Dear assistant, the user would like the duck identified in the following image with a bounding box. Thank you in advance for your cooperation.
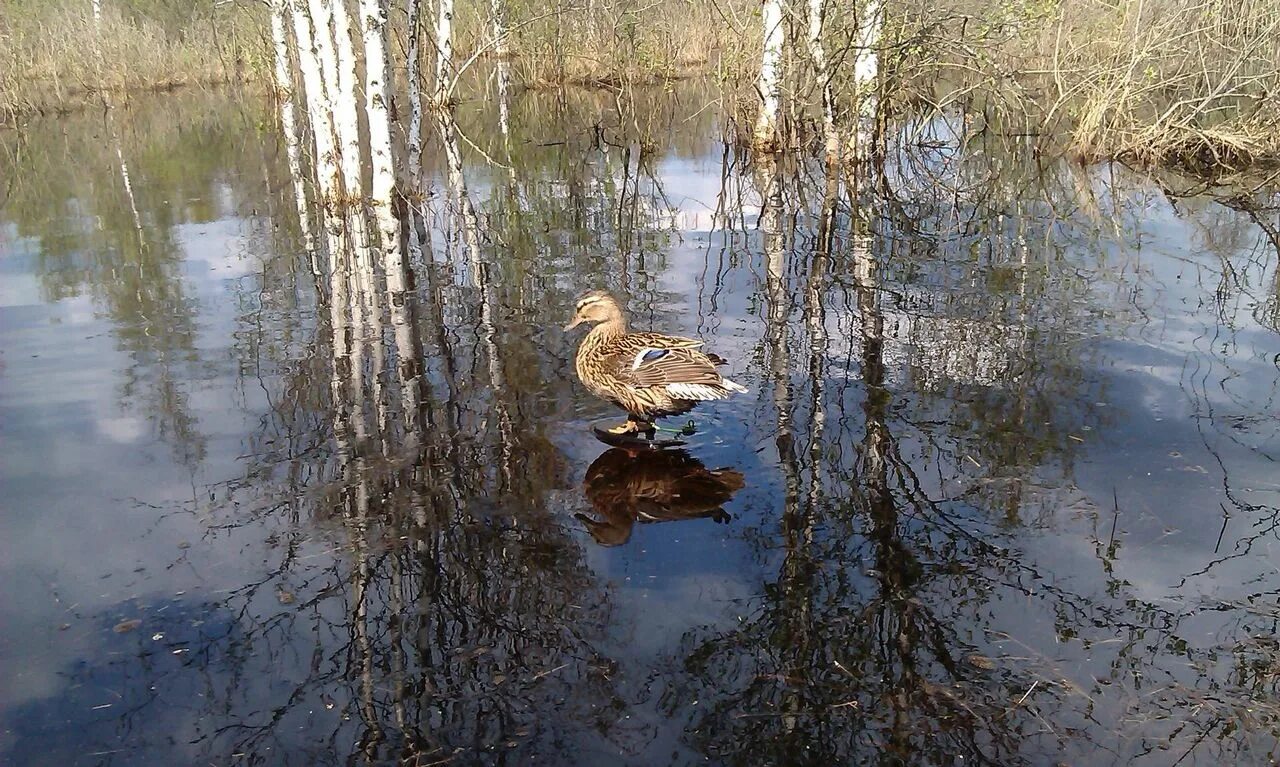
[564,290,747,437]
[575,446,743,546]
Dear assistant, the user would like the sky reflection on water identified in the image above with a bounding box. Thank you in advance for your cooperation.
[1,86,1278,765]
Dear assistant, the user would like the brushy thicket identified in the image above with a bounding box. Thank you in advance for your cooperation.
[442,0,1280,169]
[3,0,1278,170]
[886,0,1280,169]
[0,0,266,121]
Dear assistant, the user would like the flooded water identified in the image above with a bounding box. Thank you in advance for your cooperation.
[2,85,1279,766]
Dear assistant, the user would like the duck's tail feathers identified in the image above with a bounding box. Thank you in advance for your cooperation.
[719,377,748,394]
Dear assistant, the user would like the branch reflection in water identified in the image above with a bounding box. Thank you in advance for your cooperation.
[2,78,1279,766]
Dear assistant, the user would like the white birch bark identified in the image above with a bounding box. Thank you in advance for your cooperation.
[754,0,785,151]
[278,61,316,259]
[434,0,455,106]
[93,0,102,24]
[299,0,345,199]
[269,0,293,97]
[407,0,426,188]
[492,0,512,144]
[851,0,883,153]
[807,0,839,164]
[357,0,396,206]
[269,2,315,257]
[497,58,512,144]
[490,0,508,58]
[329,0,366,199]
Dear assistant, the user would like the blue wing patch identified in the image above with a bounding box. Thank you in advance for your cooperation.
[632,347,670,370]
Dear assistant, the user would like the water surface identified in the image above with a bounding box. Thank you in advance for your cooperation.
[1,86,1279,765]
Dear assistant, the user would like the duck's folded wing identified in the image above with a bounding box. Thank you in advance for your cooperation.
[614,345,728,394]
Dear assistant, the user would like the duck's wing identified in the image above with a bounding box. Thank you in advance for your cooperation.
[605,334,743,398]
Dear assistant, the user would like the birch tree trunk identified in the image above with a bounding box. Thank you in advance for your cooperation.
[357,0,396,206]
[434,0,455,105]
[851,0,884,155]
[492,0,511,141]
[269,0,293,97]
[807,0,839,164]
[407,0,426,188]
[93,0,102,24]
[270,1,314,258]
[292,0,342,201]
[272,7,315,259]
[490,0,508,58]
[754,0,785,151]
[329,0,366,199]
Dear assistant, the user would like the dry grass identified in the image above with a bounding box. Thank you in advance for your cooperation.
[446,0,753,90]
[1047,0,1280,169]
[0,1,267,122]
[886,0,1280,171]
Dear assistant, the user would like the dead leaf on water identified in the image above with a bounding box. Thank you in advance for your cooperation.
[113,619,142,634]
[276,588,296,605]
[967,654,995,670]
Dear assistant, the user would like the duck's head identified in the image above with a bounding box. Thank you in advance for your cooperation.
[564,290,624,331]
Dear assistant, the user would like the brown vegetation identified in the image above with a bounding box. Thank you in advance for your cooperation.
[885,0,1280,170]
[3,0,1278,172]
[0,0,265,121]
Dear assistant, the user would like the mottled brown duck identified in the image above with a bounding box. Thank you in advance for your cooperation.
[565,290,747,437]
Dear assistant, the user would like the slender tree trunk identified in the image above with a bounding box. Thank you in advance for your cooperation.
[302,0,348,198]
[269,0,293,97]
[807,0,839,164]
[497,58,512,143]
[492,0,512,143]
[851,0,883,155]
[490,0,508,57]
[292,0,342,201]
[407,0,426,188]
[434,0,455,105]
[358,0,396,205]
[92,0,102,24]
[329,0,366,199]
[270,2,315,261]
[754,0,785,151]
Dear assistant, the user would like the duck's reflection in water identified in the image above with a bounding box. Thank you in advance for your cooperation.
[577,447,744,546]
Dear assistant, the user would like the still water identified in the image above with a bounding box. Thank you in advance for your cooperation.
[1,85,1278,765]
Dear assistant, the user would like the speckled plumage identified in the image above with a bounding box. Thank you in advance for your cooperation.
[565,291,747,426]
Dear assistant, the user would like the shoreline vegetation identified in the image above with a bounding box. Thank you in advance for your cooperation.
[2,0,1279,174]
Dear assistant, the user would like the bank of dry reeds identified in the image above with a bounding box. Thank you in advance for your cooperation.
[890,0,1280,170]
[0,1,266,122]
[443,0,748,89]
[4,0,1278,172]
[1049,0,1280,169]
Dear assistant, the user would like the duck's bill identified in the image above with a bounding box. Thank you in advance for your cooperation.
[564,318,584,331]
